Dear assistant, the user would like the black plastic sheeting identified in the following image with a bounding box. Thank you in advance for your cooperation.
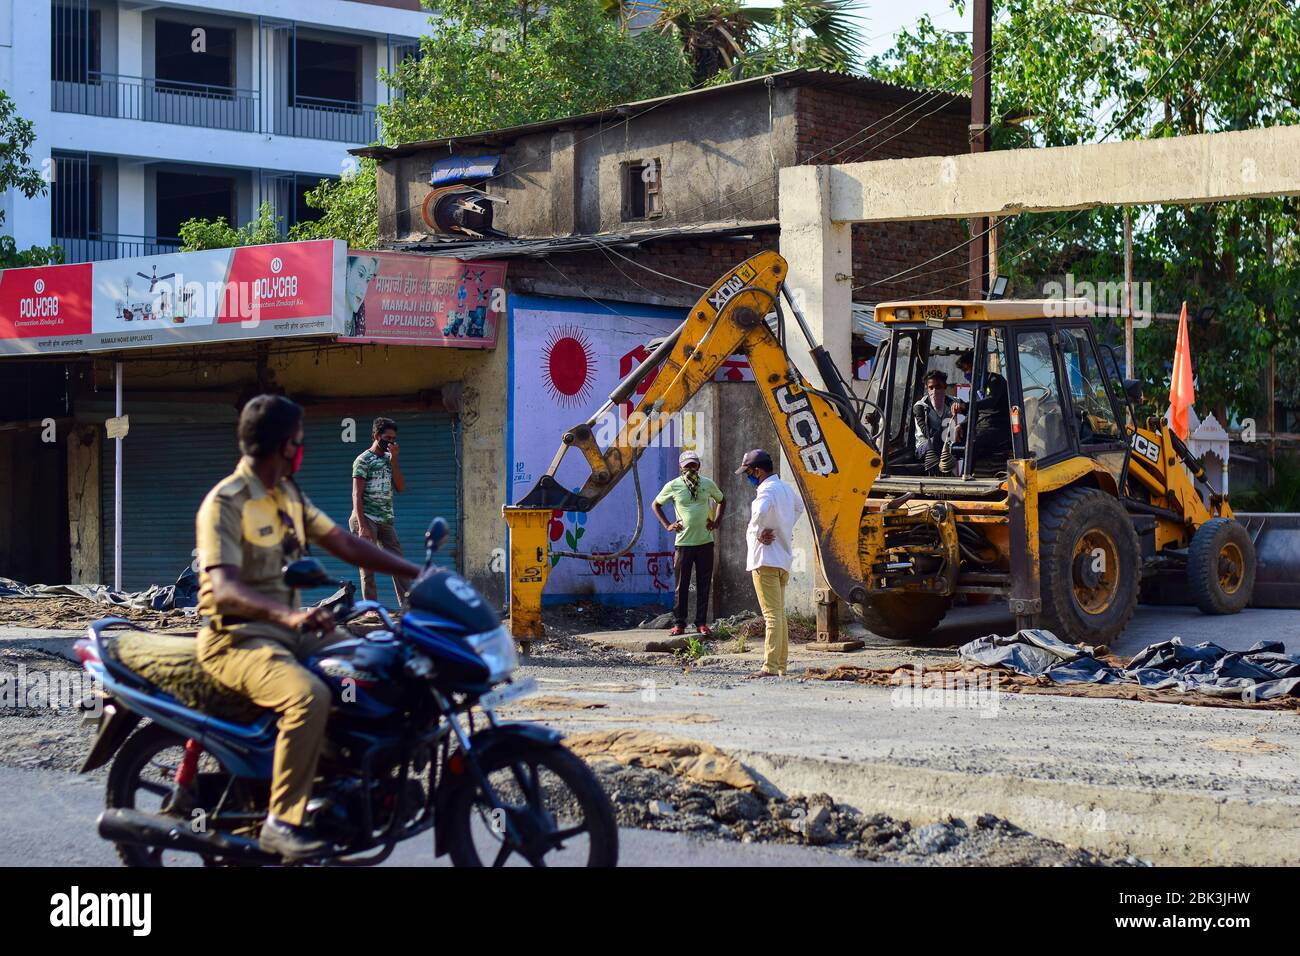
[960,628,1300,701]
[0,566,199,613]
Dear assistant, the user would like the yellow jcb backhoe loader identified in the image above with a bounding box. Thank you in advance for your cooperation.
[504,251,1258,648]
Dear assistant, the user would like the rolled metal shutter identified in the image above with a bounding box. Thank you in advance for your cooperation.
[100,410,459,595]
[295,410,460,589]
[101,421,243,591]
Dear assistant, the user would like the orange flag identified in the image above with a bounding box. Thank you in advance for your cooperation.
[1168,301,1195,440]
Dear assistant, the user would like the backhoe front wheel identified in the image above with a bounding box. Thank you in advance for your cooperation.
[1038,488,1140,646]
[853,593,951,642]
[1187,517,1255,614]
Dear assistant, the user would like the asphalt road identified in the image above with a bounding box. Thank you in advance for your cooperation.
[0,765,872,868]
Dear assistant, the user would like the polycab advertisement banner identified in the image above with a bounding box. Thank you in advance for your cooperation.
[339,252,507,348]
[0,239,347,356]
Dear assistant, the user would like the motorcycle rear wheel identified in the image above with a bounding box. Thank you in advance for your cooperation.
[105,722,251,867]
[444,740,618,868]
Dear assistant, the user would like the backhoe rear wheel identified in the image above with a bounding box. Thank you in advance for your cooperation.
[853,593,951,642]
[1038,487,1139,646]
[1187,517,1255,614]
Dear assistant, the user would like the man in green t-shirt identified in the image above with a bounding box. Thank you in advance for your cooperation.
[653,450,726,636]
[350,417,413,608]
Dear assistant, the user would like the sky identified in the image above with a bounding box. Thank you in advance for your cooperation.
[740,0,970,61]
[852,0,969,60]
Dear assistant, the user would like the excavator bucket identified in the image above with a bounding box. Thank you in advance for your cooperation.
[1237,513,1300,608]
[503,506,553,645]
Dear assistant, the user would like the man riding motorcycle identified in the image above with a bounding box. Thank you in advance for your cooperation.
[195,394,421,860]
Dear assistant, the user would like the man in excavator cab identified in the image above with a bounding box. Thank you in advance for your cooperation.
[912,369,958,475]
[952,347,1012,474]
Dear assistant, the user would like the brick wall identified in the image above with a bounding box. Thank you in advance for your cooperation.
[504,232,778,307]
[795,86,973,302]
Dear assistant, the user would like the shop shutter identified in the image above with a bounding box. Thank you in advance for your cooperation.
[101,421,243,592]
[294,410,460,591]
[100,410,459,595]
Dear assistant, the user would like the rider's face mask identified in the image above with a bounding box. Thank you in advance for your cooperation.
[285,437,305,474]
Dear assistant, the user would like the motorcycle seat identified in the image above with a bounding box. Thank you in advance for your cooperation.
[101,630,265,723]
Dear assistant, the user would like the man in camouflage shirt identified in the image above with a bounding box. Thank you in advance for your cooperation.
[350,417,413,607]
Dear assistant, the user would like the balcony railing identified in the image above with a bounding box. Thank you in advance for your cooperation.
[51,73,379,142]
[55,233,182,264]
[53,73,259,132]
[279,94,380,143]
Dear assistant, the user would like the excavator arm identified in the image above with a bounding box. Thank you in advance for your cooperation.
[504,251,883,641]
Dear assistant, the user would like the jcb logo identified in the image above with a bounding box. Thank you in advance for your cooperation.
[774,384,837,476]
[706,263,757,312]
[1131,433,1160,464]
[708,276,745,312]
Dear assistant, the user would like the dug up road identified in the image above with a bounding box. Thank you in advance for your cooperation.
[0,598,1296,866]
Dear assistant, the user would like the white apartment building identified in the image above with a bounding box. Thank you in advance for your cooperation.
[0,0,433,262]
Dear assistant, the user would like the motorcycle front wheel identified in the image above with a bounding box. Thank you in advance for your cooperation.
[444,740,618,867]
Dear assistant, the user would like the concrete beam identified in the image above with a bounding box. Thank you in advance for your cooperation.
[827,124,1300,223]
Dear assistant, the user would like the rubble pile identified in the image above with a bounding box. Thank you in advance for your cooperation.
[588,759,1133,865]
[564,729,1135,866]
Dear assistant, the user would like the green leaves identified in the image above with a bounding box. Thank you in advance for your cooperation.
[178,200,283,252]
[381,0,690,145]
[289,162,380,250]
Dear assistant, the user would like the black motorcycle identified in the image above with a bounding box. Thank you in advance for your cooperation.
[76,517,618,867]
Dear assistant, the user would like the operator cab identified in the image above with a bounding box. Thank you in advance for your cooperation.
[861,298,1132,495]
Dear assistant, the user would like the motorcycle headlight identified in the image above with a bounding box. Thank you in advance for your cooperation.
[465,625,519,683]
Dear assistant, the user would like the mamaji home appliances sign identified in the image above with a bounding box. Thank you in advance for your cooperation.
[0,240,509,356]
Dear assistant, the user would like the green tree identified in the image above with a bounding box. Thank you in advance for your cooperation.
[384,0,690,144]
[178,200,283,251]
[286,161,379,249]
[869,0,1300,422]
[0,92,63,268]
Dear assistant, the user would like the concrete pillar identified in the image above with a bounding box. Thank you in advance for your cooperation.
[9,0,52,250]
[117,163,147,238]
[117,4,143,123]
[460,322,511,609]
[549,129,579,236]
[67,424,102,585]
[777,164,852,615]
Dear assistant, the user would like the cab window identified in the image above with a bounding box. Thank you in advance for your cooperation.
[1016,331,1071,460]
[1061,328,1121,444]
[886,332,918,448]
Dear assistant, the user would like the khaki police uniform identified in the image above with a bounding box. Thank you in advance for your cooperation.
[195,456,341,826]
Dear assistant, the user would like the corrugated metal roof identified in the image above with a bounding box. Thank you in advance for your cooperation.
[354,69,969,160]
[853,303,973,350]
[381,219,778,259]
